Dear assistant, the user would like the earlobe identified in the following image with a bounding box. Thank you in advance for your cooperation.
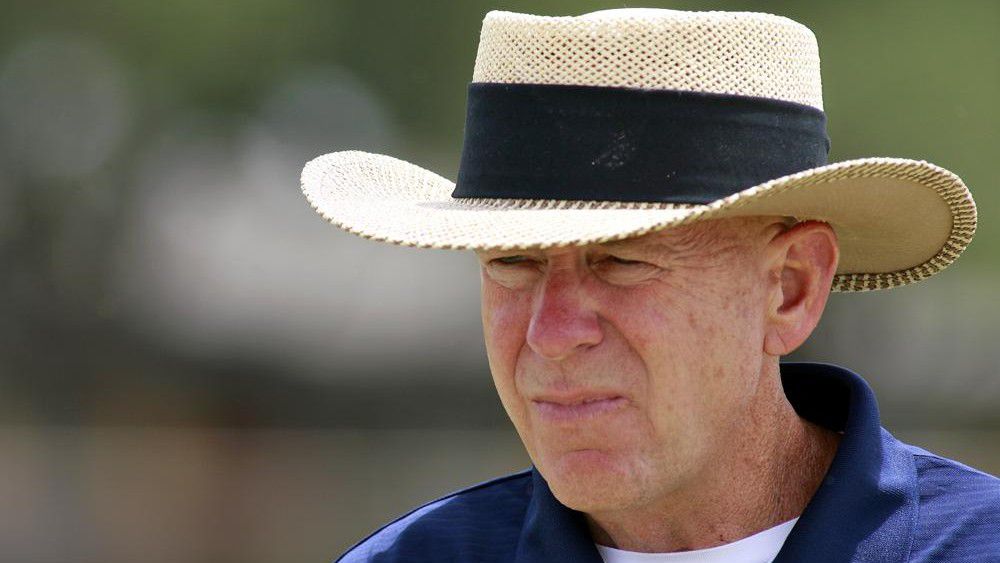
[763,221,839,357]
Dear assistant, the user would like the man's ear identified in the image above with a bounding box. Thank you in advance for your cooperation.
[762,220,839,357]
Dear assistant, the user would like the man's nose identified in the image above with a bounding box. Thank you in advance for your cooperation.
[525,268,603,361]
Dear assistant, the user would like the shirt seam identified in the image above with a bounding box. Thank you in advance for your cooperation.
[910,451,1000,481]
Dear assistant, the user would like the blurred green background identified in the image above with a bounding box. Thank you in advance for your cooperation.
[1,1,997,561]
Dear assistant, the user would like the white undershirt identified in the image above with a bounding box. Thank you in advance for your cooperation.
[595,517,799,563]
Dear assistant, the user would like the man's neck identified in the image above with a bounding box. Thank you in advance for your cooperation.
[584,364,841,553]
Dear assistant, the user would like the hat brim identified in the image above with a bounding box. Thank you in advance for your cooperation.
[301,151,976,292]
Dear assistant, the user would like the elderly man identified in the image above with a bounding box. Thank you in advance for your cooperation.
[301,8,998,563]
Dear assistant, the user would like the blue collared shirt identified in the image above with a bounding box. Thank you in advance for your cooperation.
[337,363,1000,562]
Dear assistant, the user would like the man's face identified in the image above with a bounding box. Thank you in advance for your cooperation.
[476,217,785,512]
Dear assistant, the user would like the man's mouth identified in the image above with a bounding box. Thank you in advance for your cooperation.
[530,394,628,423]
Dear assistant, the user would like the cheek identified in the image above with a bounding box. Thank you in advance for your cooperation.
[615,277,765,424]
[649,273,762,355]
[480,283,532,410]
[600,283,689,356]
[482,284,530,361]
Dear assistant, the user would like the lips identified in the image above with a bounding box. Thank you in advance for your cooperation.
[530,393,628,423]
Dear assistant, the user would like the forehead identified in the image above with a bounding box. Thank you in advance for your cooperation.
[478,217,753,257]
[601,225,715,252]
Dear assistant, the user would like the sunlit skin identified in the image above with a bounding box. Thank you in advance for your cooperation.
[476,216,843,552]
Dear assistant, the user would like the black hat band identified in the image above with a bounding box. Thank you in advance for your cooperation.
[452,83,830,204]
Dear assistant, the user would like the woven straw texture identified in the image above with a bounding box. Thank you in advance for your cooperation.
[473,9,824,109]
[300,8,978,292]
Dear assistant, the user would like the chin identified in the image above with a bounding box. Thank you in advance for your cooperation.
[540,449,645,512]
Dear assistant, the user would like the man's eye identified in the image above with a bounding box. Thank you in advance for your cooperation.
[601,255,645,266]
[483,255,541,289]
[492,255,533,265]
[593,255,660,285]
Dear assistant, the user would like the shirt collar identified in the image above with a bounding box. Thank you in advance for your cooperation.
[513,362,918,563]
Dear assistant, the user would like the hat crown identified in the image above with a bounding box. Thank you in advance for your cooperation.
[472,9,824,110]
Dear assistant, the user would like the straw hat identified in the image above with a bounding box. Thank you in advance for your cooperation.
[300,8,977,292]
